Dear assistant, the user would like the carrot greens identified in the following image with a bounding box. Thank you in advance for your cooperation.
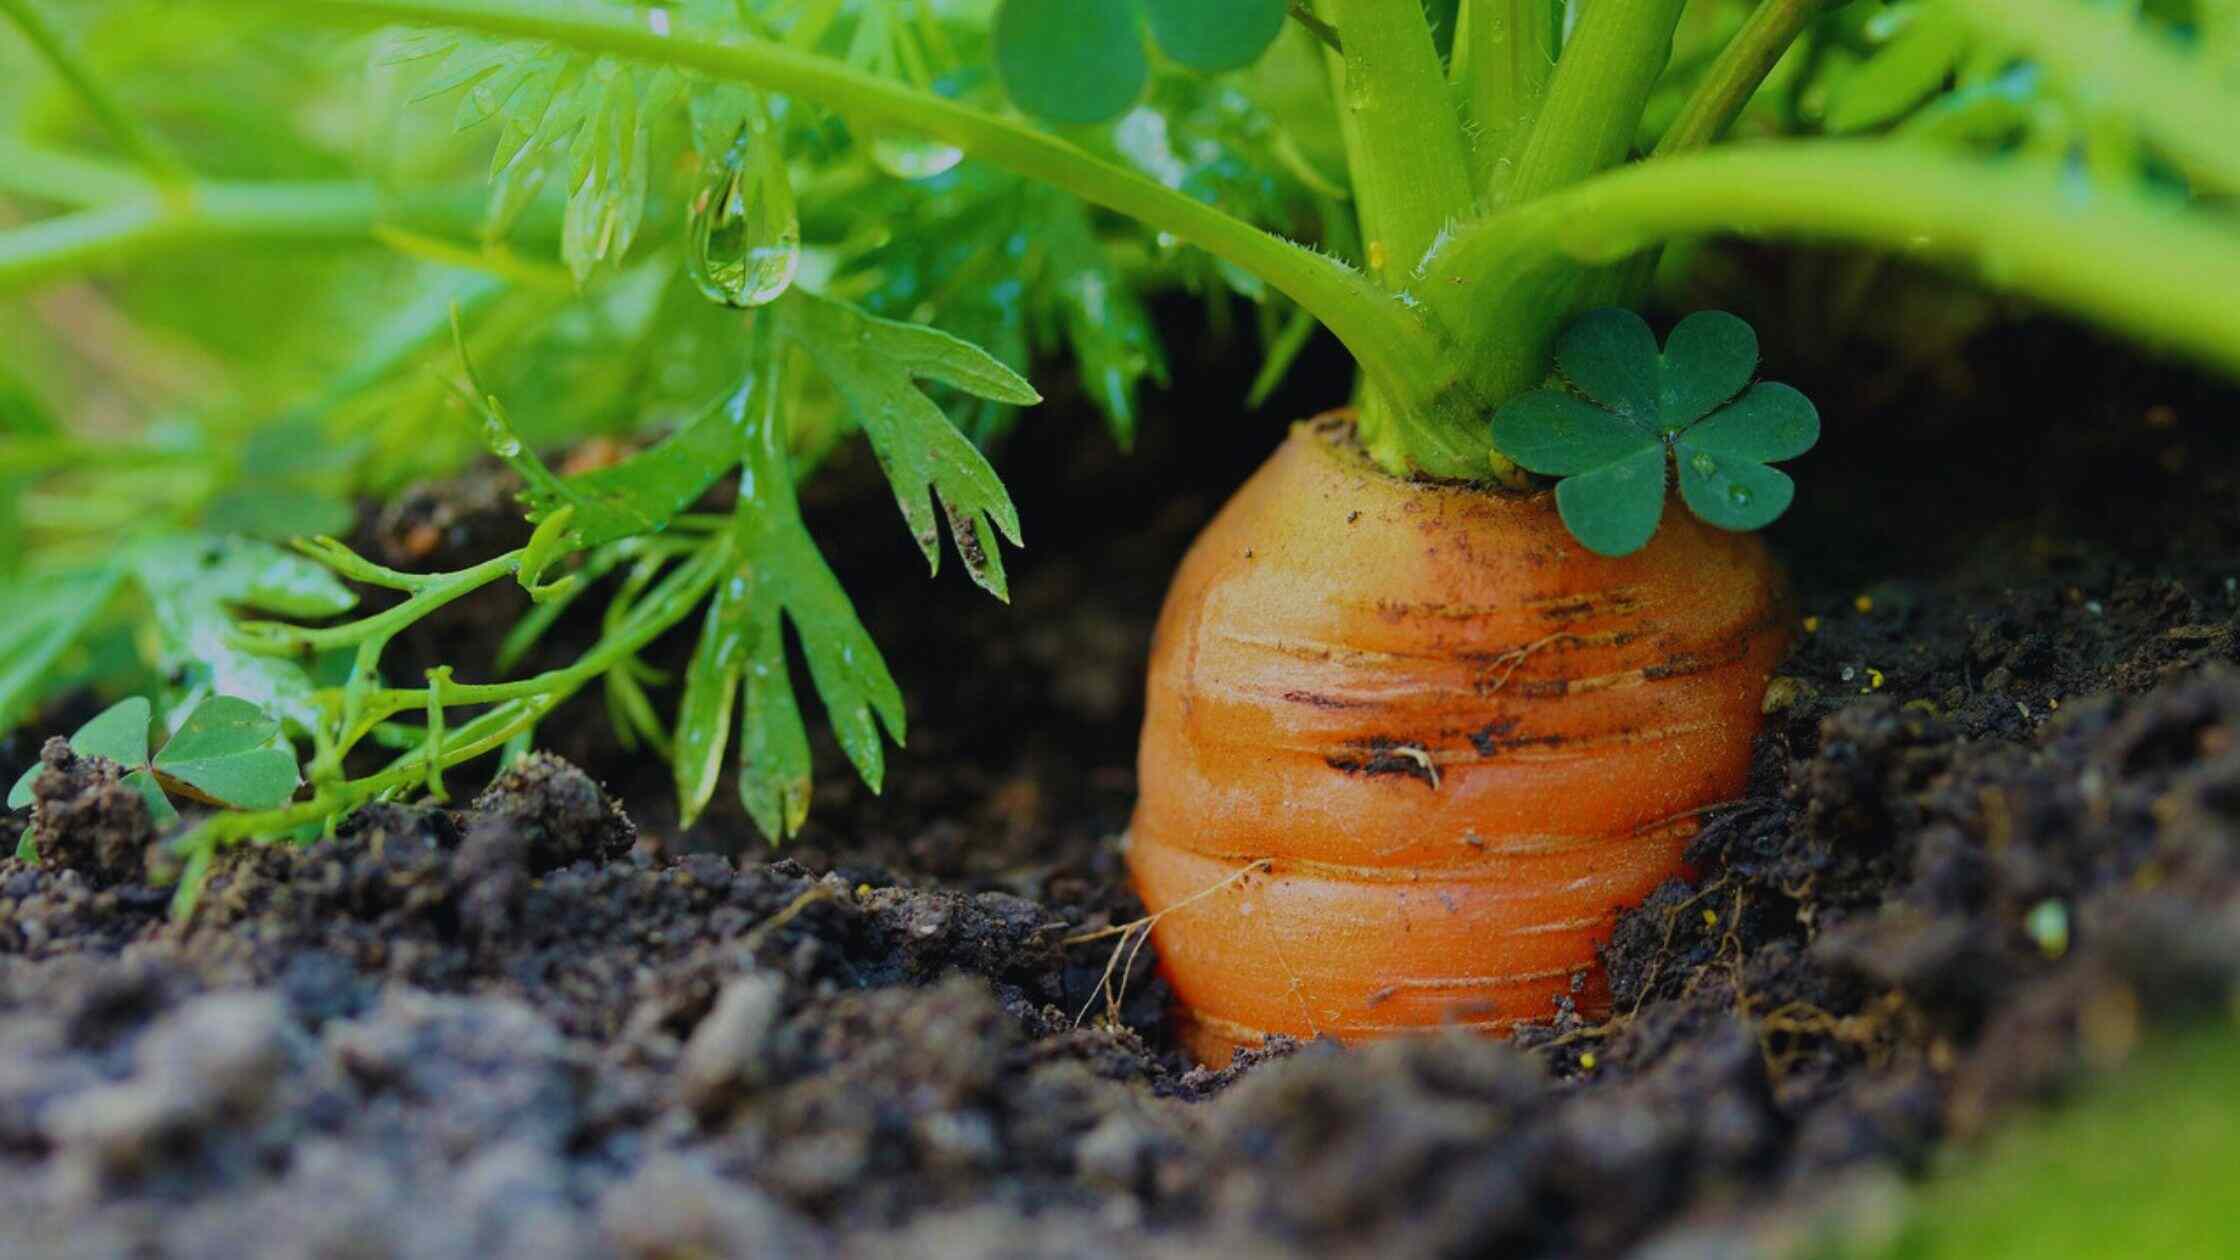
[5,0,2239,910]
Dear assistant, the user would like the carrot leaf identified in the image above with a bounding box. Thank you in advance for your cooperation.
[1492,308,1819,556]
[671,359,905,840]
[779,290,1036,602]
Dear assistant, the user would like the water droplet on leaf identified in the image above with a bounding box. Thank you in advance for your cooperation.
[1690,451,1717,476]
[870,133,963,181]
[1728,483,1753,507]
[686,116,801,308]
[483,415,522,458]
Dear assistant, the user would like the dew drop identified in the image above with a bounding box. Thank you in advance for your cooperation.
[1689,451,1717,477]
[482,414,523,459]
[686,111,801,308]
[1728,483,1753,507]
[870,133,963,181]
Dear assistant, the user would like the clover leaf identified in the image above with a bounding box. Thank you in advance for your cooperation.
[9,696,301,857]
[1490,309,1820,557]
[993,0,1289,126]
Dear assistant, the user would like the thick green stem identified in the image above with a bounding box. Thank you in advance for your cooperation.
[209,0,1457,442]
[1313,0,1475,289]
[1655,0,1821,156]
[1588,0,1824,307]
[1426,142,2240,385]
[1498,0,1687,207]
[1445,0,1687,409]
[1453,0,1557,195]
[0,0,190,180]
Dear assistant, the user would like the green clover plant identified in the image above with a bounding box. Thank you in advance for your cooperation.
[993,0,1289,125]
[8,695,301,858]
[1490,309,1821,558]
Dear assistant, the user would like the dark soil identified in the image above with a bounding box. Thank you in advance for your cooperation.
[5,293,2240,1259]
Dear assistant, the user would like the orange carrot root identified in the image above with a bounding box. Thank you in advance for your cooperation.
[1128,418,1791,1064]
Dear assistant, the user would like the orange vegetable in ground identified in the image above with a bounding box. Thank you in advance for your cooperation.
[1128,417,1791,1063]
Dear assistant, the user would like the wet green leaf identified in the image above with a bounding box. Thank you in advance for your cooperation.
[780,290,1035,601]
[994,0,1148,126]
[1490,391,1660,476]
[1683,383,1821,464]
[1555,307,1662,421]
[8,697,178,829]
[132,536,356,732]
[706,359,906,842]
[1490,309,1818,556]
[152,696,299,810]
[1554,445,1668,558]
[124,769,179,830]
[1142,0,1288,72]
[529,396,750,546]
[673,562,749,827]
[1657,310,1759,429]
[1675,447,1795,532]
[65,697,153,770]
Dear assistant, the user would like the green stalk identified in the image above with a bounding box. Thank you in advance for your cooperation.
[1959,0,2240,196]
[1436,0,1689,410]
[1312,0,1475,289]
[1299,0,1488,474]
[1425,142,2240,384]
[1499,0,1688,207]
[1589,0,1824,307]
[1654,0,1821,156]
[0,178,532,293]
[209,0,1456,443]
[0,201,168,290]
[0,0,190,181]
[0,140,152,205]
[1453,0,1557,194]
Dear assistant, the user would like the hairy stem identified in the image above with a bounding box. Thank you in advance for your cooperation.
[1587,0,1825,307]
[1443,0,1688,408]
[1499,0,1687,208]
[1453,0,1557,195]
[1313,0,1475,289]
[1428,142,2240,387]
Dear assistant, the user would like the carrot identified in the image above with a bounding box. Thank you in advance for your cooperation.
[1128,417,1790,1063]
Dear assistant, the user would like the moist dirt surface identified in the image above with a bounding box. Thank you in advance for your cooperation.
[6,296,2240,1259]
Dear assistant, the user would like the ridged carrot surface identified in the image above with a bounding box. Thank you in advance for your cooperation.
[1129,418,1791,1063]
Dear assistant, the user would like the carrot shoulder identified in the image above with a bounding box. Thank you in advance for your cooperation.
[1128,417,1790,1063]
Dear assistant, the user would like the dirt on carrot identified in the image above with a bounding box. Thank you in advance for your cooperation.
[3,306,2239,1258]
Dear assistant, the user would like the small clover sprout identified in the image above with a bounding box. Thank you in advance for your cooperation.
[8,696,301,857]
[1490,308,1821,557]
